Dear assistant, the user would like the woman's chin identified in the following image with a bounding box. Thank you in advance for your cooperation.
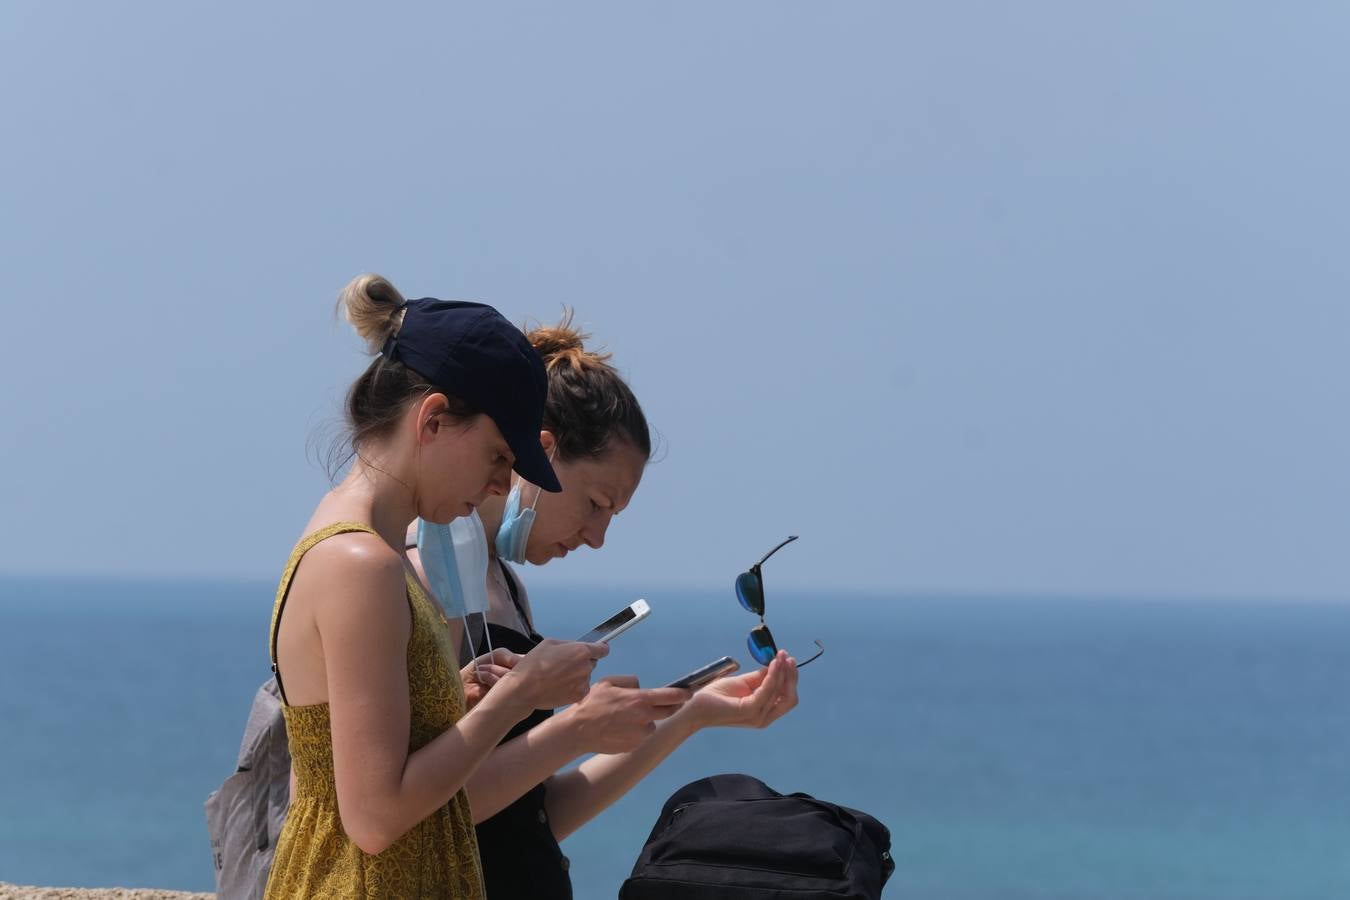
[525,546,561,566]
[426,502,477,525]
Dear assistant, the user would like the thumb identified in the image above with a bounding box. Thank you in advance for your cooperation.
[599,674,641,689]
[480,665,511,682]
[488,648,522,668]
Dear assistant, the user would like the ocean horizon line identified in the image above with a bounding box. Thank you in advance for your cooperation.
[1,571,1347,608]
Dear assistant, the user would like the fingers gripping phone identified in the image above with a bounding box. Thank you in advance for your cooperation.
[576,599,651,644]
[666,656,739,690]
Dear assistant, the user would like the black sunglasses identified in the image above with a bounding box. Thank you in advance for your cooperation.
[735,535,824,667]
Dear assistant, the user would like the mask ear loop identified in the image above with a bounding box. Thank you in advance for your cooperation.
[426,413,491,682]
[471,510,495,681]
[491,446,556,643]
[464,608,491,682]
[522,446,557,514]
[483,447,556,658]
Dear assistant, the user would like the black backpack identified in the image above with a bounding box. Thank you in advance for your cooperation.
[620,774,895,900]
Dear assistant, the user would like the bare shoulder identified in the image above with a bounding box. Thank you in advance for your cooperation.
[295,531,410,629]
[303,528,401,570]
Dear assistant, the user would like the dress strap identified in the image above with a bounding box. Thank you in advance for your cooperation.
[268,522,380,706]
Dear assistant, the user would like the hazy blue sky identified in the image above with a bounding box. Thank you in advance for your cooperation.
[2,2,1347,598]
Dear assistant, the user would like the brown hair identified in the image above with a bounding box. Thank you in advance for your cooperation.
[327,274,477,475]
[527,311,651,462]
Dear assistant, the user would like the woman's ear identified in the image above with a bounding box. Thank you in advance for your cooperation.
[539,430,556,454]
[416,393,451,443]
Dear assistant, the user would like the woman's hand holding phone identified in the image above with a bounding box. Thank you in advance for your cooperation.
[562,675,692,755]
[501,638,609,711]
[679,650,799,731]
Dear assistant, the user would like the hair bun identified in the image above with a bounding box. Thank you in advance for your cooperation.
[527,311,612,372]
[338,273,408,354]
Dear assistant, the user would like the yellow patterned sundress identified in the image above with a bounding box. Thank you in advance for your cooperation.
[263,522,485,899]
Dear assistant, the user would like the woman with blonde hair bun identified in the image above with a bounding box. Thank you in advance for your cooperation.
[263,276,609,900]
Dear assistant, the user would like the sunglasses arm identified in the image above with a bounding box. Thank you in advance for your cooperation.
[756,534,800,567]
[794,639,826,668]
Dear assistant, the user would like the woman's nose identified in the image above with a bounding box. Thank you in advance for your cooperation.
[487,468,512,497]
[582,515,612,550]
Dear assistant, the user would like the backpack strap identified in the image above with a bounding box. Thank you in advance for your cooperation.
[268,522,381,706]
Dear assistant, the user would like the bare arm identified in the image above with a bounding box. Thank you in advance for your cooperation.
[462,710,585,822]
[543,708,699,841]
[465,676,688,823]
[309,538,603,854]
[543,652,799,841]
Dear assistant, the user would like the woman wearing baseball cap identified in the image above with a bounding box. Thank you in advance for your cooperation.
[264,275,607,900]
[409,315,802,899]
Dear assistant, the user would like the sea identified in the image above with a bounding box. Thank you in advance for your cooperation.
[1,576,1347,900]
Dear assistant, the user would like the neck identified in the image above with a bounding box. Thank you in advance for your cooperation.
[338,453,420,551]
[478,493,507,560]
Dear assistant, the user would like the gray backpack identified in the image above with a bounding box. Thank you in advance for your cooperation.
[204,678,291,900]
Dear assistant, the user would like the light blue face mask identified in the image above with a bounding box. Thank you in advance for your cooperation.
[495,478,543,564]
[418,510,491,620]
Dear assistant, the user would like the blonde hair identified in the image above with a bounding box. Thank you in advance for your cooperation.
[326,274,477,476]
[337,273,409,354]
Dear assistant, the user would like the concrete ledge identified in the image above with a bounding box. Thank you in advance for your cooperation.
[0,884,213,899]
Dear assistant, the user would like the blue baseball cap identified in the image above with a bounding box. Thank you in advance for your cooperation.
[382,298,562,493]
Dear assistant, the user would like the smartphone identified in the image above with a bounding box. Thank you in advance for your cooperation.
[575,599,651,644]
[666,656,739,690]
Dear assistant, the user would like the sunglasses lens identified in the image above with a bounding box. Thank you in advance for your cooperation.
[747,625,777,665]
[735,571,764,615]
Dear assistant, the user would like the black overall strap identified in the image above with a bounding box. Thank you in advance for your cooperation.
[497,558,532,631]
